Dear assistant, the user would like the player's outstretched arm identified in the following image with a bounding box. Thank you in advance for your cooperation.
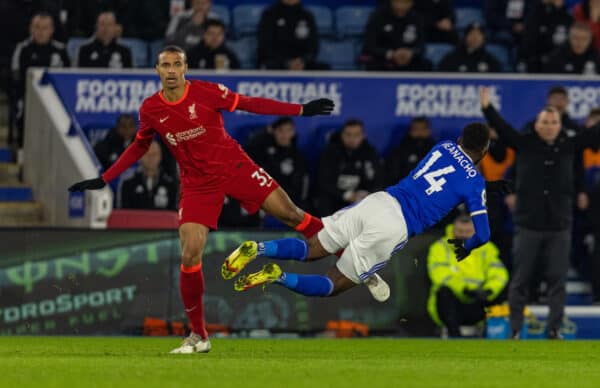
[479,87,521,149]
[68,177,106,192]
[235,94,334,117]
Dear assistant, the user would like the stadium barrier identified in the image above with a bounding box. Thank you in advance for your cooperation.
[24,68,112,228]
[27,69,600,226]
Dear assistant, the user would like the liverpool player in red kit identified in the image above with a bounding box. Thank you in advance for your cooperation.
[69,46,334,353]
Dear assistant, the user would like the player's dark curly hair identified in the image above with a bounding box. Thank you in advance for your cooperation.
[461,122,490,152]
[156,45,187,64]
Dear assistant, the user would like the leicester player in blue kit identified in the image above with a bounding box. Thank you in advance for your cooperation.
[222,122,495,301]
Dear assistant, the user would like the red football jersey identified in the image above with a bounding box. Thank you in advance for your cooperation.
[102,80,302,188]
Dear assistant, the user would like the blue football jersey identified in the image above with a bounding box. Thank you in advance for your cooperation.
[386,141,488,240]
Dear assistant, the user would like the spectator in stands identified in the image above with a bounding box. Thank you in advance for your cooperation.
[581,107,600,304]
[123,0,170,43]
[384,116,435,185]
[438,22,502,73]
[0,2,31,95]
[315,119,384,216]
[427,214,509,338]
[480,87,600,339]
[484,0,534,44]
[166,0,220,53]
[257,0,326,70]
[10,12,70,146]
[480,128,515,270]
[76,11,132,68]
[543,22,600,74]
[519,0,572,73]
[119,141,178,210]
[67,1,126,38]
[246,117,309,209]
[187,19,239,70]
[413,0,458,44]
[573,0,600,52]
[362,0,431,71]
[94,114,137,170]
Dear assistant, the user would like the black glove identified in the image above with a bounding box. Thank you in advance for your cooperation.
[464,288,492,303]
[301,98,335,116]
[68,177,106,192]
[447,238,469,261]
[485,180,512,196]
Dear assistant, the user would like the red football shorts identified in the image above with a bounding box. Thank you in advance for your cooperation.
[178,159,279,229]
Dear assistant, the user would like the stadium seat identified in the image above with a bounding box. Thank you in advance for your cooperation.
[317,39,356,70]
[306,5,333,36]
[486,44,512,72]
[335,6,373,37]
[148,39,164,66]
[232,4,267,37]
[211,4,231,27]
[455,7,485,30]
[66,37,89,63]
[120,38,149,67]
[424,43,454,68]
[228,37,258,69]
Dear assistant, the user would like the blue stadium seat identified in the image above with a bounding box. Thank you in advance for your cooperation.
[120,38,149,67]
[306,5,333,36]
[424,43,454,68]
[233,4,267,37]
[335,6,373,37]
[455,7,485,30]
[210,5,231,27]
[148,40,164,66]
[317,39,356,70]
[229,37,258,69]
[66,37,89,63]
[486,44,512,72]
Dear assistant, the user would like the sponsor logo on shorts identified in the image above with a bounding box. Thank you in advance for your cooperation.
[179,208,183,220]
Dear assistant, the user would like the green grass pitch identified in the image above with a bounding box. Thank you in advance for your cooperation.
[1,337,599,388]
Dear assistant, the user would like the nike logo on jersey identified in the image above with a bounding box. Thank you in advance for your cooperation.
[160,116,169,123]
[185,306,197,313]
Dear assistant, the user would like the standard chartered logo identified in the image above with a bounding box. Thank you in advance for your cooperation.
[236,81,342,115]
[395,84,501,118]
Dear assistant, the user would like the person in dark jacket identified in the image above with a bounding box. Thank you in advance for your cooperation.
[480,87,600,339]
[10,12,70,146]
[119,141,178,210]
[122,0,170,42]
[582,108,600,304]
[76,11,133,68]
[385,116,435,185]
[518,0,572,73]
[94,114,137,170]
[543,22,600,74]
[484,0,534,44]
[438,22,502,73]
[362,0,431,71]
[257,0,325,70]
[166,0,221,53]
[413,0,458,44]
[246,117,309,209]
[187,19,239,70]
[315,119,384,216]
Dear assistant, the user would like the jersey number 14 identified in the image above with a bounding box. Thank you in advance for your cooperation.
[412,150,456,195]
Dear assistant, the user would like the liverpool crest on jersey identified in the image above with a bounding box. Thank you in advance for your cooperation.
[188,103,198,120]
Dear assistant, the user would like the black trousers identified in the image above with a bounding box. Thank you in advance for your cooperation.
[436,286,506,337]
[509,226,570,331]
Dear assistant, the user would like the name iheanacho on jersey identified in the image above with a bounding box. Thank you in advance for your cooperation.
[440,142,478,178]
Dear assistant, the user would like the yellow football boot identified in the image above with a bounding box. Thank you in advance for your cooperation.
[234,263,283,291]
[221,241,258,280]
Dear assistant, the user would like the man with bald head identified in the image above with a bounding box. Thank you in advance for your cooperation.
[480,88,600,339]
[77,11,133,68]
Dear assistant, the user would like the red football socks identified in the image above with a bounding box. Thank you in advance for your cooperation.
[179,263,208,339]
[295,212,324,239]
